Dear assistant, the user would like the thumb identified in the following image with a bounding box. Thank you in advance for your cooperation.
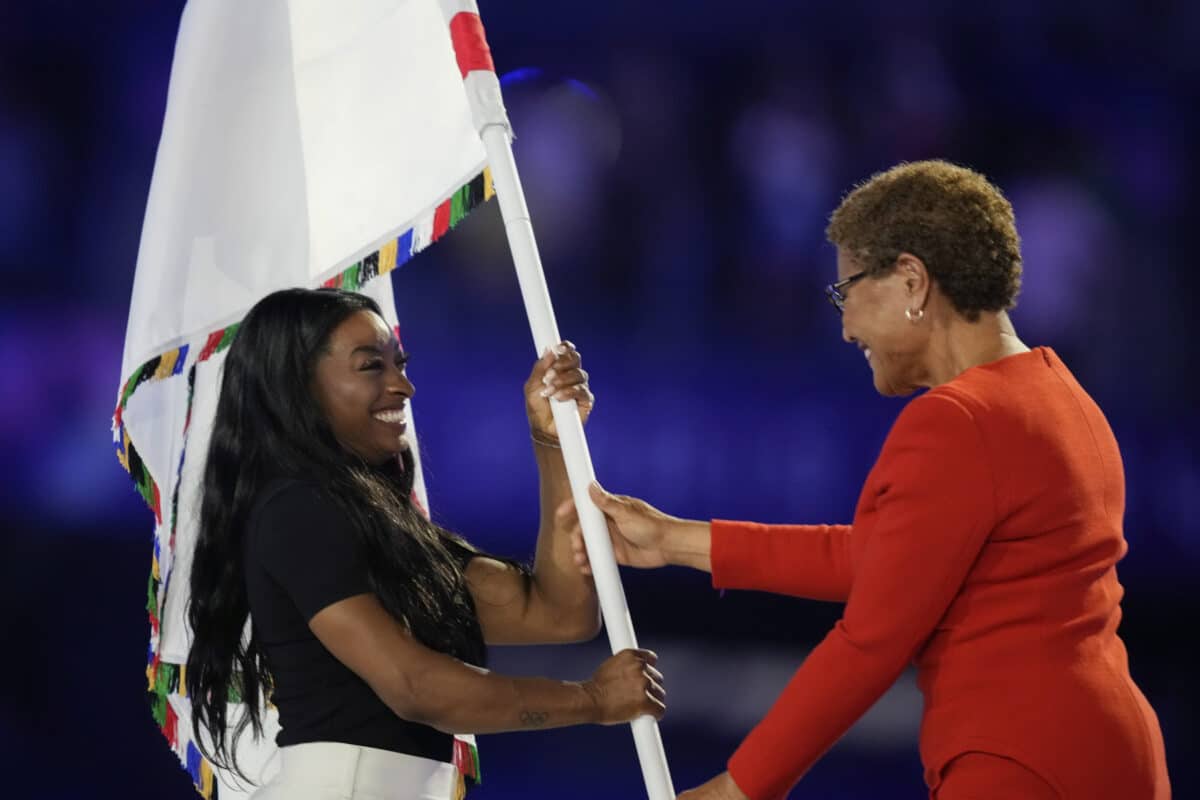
[588,481,618,512]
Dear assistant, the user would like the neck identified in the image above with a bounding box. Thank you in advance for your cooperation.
[921,310,1029,387]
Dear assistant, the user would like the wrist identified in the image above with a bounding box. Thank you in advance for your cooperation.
[574,680,602,724]
[663,519,712,570]
[530,428,561,449]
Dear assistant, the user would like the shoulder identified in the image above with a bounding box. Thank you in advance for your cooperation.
[252,477,335,525]
[254,476,330,511]
[872,388,997,509]
[874,388,994,483]
[890,386,981,442]
[248,477,356,553]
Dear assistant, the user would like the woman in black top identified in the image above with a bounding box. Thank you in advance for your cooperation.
[186,288,664,799]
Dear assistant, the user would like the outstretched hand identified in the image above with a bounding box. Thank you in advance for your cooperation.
[568,482,678,573]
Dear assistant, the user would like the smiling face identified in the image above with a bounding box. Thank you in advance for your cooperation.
[836,247,932,397]
[310,310,413,465]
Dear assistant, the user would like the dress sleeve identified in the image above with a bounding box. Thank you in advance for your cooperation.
[252,482,373,621]
[726,392,998,800]
[711,521,854,602]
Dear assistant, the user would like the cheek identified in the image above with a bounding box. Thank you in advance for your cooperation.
[320,379,374,434]
[869,312,915,354]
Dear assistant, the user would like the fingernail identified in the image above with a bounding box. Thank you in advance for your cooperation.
[539,386,553,397]
[554,344,566,355]
[542,369,556,386]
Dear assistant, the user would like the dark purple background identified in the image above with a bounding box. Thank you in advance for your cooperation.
[1,1,1195,797]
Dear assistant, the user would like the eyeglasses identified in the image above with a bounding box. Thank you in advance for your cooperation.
[824,271,868,313]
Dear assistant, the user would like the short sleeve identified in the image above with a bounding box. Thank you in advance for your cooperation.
[251,482,372,621]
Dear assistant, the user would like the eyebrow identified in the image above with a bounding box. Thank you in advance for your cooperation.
[349,343,406,357]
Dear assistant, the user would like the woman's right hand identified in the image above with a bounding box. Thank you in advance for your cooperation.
[570,483,678,573]
[582,648,666,725]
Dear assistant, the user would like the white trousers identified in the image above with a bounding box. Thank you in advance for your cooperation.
[250,741,459,800]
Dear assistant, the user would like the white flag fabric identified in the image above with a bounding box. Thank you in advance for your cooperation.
[114,0,495,795]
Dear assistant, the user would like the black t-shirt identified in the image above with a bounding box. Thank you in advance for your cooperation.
[243,477,456,762]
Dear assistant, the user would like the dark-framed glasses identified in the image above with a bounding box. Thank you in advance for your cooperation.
[824,271,868,313]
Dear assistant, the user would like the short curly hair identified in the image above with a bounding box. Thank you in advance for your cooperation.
[826,160,1022,321]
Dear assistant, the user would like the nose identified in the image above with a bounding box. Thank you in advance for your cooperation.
[385,365,415,398]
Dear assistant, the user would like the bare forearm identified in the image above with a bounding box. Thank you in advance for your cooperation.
[534,436,572,532]
[387,653,596,735]
[530,438,599,630]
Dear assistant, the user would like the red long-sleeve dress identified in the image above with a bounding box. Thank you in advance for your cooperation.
[712,347,1170,799]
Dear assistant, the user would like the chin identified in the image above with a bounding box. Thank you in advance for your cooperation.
[872,370,918,398]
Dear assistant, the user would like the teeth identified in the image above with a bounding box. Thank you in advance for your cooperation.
[864,348,872,360]
[374,409,406,424]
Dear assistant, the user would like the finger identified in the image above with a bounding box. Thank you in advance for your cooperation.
[538,367,558,397]
[552,385,594,404]
[631,648,658,665]
[529,349,556,381]
[645,676,666,702]
[645,665,664,683]
[570,532,594,575]
[554,498,578,527]
[604,517,627,556]
[552,344,581,370]
[643,691,666,719]
[547,366,588,389]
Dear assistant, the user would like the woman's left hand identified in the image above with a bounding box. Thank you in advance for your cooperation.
[677,772,751,800]
[525,341,593,441]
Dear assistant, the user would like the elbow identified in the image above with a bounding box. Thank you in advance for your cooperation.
[528,580,602,643]
[580,606,604,641]
[377,670,455,733]
[387,692,460,735]
[557,605,603,643]
[379,681,428,727]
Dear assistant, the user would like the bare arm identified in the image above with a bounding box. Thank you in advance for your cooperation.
[468,343,602,645]
[577,486,855,601]
[309,593,663,734]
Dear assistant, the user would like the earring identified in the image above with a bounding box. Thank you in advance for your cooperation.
[905,307,924,323]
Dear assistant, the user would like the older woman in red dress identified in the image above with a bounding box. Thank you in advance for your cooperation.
[577,161,1171,799]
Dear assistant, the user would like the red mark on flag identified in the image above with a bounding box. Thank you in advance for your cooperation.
[448,13,494,78]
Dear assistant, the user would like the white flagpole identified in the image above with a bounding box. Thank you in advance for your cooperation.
[439,3,675,798]
[483,123,677,800]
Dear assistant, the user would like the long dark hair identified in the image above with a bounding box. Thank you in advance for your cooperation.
[186,288,488,776]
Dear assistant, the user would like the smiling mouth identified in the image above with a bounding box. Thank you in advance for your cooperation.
[373,409,407,425]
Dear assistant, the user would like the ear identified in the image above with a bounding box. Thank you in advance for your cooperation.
[894,252,931,310]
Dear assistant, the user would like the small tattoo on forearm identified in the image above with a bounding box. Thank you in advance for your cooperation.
[519,710,549,727]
